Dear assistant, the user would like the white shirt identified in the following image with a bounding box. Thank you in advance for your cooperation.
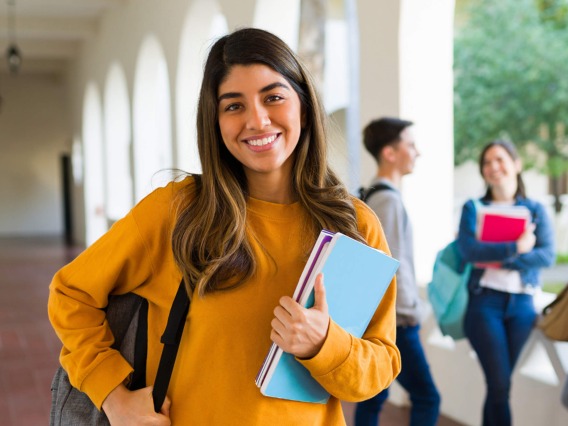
[480,268,524,293]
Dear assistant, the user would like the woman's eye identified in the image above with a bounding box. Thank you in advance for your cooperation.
[266,94,284,103]
[224,103,241,112]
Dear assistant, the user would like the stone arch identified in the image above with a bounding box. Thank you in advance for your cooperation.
[176,0,228,174]
[132,35,173,201]
[103,62,133,221]
[82,82,106,245]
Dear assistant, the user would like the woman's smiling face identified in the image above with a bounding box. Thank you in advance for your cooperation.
[217,64,304,184]
[481,145,521,189]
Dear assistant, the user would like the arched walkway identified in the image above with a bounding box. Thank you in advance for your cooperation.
[132,35,173,202]
[104,63,133,221]
[82,82,106,245]
[176,0,228,174]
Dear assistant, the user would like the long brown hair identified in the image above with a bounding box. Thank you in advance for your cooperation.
[172,28,362,297]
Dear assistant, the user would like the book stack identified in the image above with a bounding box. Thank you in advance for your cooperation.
[255,230,399,403]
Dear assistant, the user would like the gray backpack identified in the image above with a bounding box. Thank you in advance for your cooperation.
[50,280,189,425]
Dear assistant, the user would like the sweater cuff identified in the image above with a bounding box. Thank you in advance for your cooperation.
[298,319,352,377]
[80,351,134,409]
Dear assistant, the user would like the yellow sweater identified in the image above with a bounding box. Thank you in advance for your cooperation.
[48,177,400,425]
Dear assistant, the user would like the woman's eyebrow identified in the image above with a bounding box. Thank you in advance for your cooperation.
[218,82,291,102]
[218,91,241,102]
[260,82,291,93]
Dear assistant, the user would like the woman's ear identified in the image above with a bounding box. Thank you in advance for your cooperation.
[515,158,522,173]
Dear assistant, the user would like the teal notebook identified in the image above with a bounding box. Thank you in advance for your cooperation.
[255,230,399,403]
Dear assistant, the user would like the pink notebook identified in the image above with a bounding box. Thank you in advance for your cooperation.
[479,212,529,241]
[475,205,530,268]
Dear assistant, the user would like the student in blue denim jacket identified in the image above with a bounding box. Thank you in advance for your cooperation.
[456,139,556,426]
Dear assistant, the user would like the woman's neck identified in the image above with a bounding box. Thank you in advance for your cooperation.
[490,183,517,202]
[246,173,297,204]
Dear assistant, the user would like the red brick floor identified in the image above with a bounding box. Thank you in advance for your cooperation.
[0,236,463,426]
[0,237,82,426]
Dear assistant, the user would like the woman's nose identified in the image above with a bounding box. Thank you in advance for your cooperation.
[488,160,499,171]
[246,104,270,129]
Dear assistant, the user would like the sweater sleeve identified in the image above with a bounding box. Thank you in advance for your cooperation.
[298,199,401,401]
[47,180,183,409]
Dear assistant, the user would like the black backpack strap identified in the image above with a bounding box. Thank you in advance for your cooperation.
[359,183,393,202]
[152,278,190,412]
[129,298,148,390]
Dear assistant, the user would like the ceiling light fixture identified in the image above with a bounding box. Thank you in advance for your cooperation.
[6,44,21,73]
[6,0,22,74]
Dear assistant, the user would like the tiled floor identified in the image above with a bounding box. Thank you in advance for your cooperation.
[0,236,463,426]
[0,237,82,425]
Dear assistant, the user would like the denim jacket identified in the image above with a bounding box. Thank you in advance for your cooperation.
[456,196,556,291]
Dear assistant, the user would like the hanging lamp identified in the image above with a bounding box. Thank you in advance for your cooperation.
[5,0,22,74]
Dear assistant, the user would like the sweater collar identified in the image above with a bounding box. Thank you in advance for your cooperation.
[246,196,303,221]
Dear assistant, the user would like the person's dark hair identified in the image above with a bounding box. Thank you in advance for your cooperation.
[479,139,526,200]
[172,27,363,297]
[363,117,413,161]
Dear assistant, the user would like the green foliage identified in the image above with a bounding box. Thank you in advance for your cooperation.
[454,0,568,172]
[536,0,568,28]
[548,156,568,177]
[542,282,566,294]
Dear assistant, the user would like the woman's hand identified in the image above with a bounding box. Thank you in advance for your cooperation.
[517,223,536,254]
[102,384,171,425]
[270,273,330,359]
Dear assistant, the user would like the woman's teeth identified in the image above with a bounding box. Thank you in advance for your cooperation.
[247,135,277,146]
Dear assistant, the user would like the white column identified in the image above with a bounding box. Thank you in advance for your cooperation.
[358,0,455,285]
[399,0,456,284]
[357,0,402,184]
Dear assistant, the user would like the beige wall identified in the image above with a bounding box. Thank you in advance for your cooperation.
[0,73,70,236]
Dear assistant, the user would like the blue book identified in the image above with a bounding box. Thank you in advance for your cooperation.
[255,230,399,403]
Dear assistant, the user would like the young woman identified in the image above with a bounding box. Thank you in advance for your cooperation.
[48,28,401,425]
[456,139,555,426]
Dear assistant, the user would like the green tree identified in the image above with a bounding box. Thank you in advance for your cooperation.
[454,0,568,212]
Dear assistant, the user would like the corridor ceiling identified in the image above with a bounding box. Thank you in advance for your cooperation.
[0,0,122,76]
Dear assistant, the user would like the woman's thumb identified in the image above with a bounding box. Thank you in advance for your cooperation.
[312,273,328,314]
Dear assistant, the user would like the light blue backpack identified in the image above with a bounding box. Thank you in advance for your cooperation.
[427,240,471,340]
[427,199,480,340]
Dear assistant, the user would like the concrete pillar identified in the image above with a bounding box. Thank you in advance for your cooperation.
[298,0,327,91]
[357,0,456,283]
